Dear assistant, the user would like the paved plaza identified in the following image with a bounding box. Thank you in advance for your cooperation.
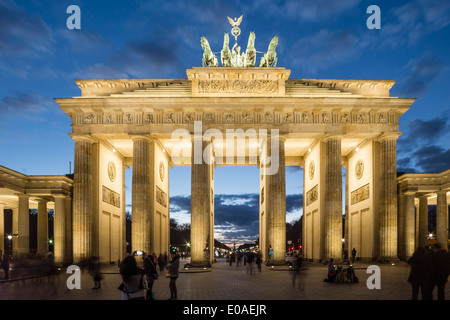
[0,258,448,301]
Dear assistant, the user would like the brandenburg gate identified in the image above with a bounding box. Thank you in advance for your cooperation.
[55,62,416,265]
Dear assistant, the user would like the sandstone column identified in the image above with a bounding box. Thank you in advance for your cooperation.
[132,136,152,254]
[37,200,48,254]
[12,207,18,257]
[378,136,398,261]
[436,191,448,250]
[0,204,4,255]
[344,162,349,256]
[402,194,416,258]
[65,197,73,264]
[73,136,94,262]
[17,194,30,259]
[265,134,286,265]
[323,137,342,261]
[190,136,213,267]
[54,195,66,264]
[418,195,428,248]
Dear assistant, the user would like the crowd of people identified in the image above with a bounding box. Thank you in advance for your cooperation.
[117,251,179,300]
[407,244,450,300]
[226,250,263,275]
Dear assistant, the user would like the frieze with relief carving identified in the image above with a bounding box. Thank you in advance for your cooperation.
[198,80,279,94]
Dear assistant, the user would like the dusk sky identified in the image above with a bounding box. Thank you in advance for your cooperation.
[1,0,449,246]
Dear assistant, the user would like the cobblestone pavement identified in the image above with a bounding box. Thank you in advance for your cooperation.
[0,258,448,300]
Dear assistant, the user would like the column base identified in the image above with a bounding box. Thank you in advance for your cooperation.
[265,260,288,267]
[377,256,400,264]
[184,261,212,269]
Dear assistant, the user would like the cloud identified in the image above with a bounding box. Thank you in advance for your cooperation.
[245,0,361,22]
[411,146,450,173]
[72,64,129,79]
[397,114,450,173]
[396,53,446,97]
[290,29,360,74]
[0,0,52,56]
[0,91,52,119]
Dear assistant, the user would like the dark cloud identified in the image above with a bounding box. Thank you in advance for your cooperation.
[0,91,50,117]
[411,146,450,173]
[397,53,446,97]
[397,115,450,173]
[0,0,52,56]
[245,0,361,22]
[290,29,360,74]
[286,194,302,214]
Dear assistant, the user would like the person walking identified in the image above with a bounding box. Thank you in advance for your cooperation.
[407,247,433,300]
[246,251,255,276]
[167,251,180,300]
[1,255,9,280]
[351,248,357,264]
[157,253,166,273]
[88,256,102,290]
[255,251,262,273]
[119,255,146,300]
[143,252,158,300]
[429,243,450,300]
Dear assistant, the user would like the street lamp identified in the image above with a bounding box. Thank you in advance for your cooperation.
[7,235,12,256]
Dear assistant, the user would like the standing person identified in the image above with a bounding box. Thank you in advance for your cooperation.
[351,248,357,264]
[1,255,9,280]
[407,247,433,300]
[255,251,262,273]
[326,259,336,283]
[157,253,166,273]
[88,256,102,290]
[119,255,145,300]
[229,252,233,266]
[167,251,180,300]
[430,243,450,300]
[247,251,255,276]
[143,252,158,301]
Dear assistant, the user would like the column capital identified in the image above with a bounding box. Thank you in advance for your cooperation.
[436,190,448,196]
[16,193,29,199]
[322,134,342,142]
[377,132,401,142]
[130,134,153,142]
[70,134,96,144]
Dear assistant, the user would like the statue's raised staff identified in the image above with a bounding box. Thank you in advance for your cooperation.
[221,33,232,67]
[259,35,278,67]
[201,36,219,67]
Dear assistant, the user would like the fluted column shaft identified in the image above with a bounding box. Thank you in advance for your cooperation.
[17,195,30,259]
[0,205,4,254]
[436,191,448,250]
[54,196,66,263]
[132,137,152,254]
[266,135,286,265]
[403,194,416,258]
[73,138,93,262]
[37,200,48,254]
[418,196,428,248]
[323,138,342,260]
[191,137,212,267]
[379,138,398,260]
[344,163,349,255]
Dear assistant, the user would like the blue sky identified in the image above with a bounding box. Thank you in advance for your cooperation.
[1,0,449,246]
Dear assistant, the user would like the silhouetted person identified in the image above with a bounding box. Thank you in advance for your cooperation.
[407,247,433,300]
[143,252,158,300]
[157,253,166,273]
[1,255,9,280]
[119,255,145,300]
[88,256,102,289]
[255,252,262,272]
[167,252,180,300]
[325,259,336,283]
[430,243,450,300]
[351,248,357,264]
